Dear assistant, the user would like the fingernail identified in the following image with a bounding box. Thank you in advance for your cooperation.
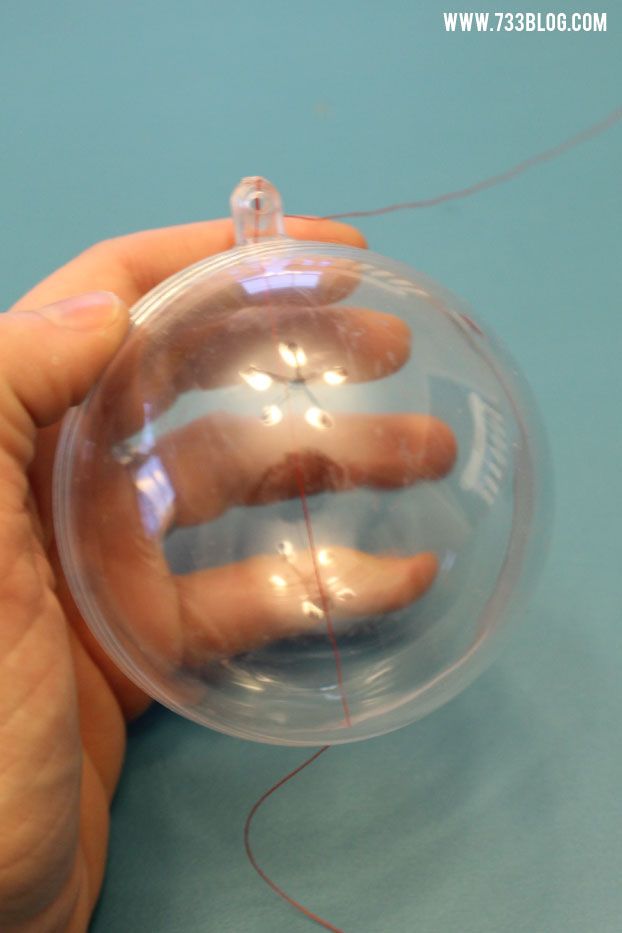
[39,291,123,330]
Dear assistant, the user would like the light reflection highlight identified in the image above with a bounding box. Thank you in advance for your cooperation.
[240,367,273,391]
[279,341,307,369]
[134,454,175,536]
[323,367,347,386]
[305,407,333,430]
[261,404,283,426]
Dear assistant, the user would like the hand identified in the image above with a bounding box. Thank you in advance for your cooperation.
[74,259,457,674]
[0,217,374,932]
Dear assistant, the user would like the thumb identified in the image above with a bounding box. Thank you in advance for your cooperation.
[0,292,129,439]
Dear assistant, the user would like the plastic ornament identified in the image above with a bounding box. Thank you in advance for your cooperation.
[54,177,550,746]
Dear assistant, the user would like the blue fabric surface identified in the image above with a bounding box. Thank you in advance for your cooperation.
[1,2,620,930]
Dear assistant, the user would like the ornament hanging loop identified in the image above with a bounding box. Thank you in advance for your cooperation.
[231,176,285,246]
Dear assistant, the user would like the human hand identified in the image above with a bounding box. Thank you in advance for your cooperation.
[0,216,378,932]
[71,258,457,674]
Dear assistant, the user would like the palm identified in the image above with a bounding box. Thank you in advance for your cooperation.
[0,429,142,930]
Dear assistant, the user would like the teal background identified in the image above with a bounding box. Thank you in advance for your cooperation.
[1,2,621,931]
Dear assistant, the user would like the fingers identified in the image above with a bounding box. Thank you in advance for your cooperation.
[77,484,439,668]
[11,216,367,532]
[156,412,457,526]
[10,218,367,313]
[72,417,448,668]
[0,294,129,462]
[170,303,412,391]
[93,302,413,444]
[80,406,455,547]
[176,547,439,660]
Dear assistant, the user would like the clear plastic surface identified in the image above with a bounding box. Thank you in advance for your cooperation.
[53,177,550,745]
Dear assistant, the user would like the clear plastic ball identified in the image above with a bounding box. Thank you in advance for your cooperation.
[54,178,550,745]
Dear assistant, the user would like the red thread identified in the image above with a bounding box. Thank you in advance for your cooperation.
[292,454,352,727]
[286,104,622,222]
[243,105,622,931]
[244,746,346,933]
[243,192,351,932]
[251,183,352,728]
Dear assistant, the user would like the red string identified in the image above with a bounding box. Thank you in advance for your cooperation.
[252,179,352,727]
[243,104,622,931]
[286,104,622,222]
[292,455,352,727]
[244,746,346,933]
[244,190,350,932]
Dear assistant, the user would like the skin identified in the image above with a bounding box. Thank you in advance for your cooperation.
[0,219,456,931]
